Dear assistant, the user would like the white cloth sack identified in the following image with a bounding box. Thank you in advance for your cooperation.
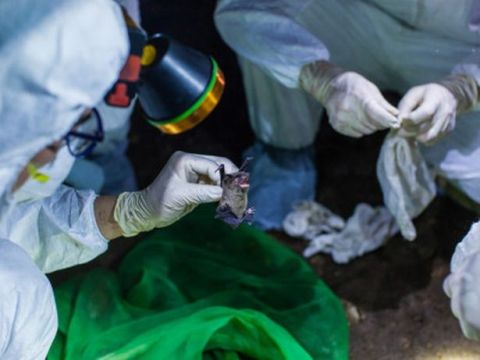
[377,131,436,241]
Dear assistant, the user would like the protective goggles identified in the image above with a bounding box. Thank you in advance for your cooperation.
[65,108,104,157]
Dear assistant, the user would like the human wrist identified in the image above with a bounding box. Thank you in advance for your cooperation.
[299,60,345,104]
[94,195,123,240]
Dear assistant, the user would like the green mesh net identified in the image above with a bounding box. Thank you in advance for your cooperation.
[48,205,348,359]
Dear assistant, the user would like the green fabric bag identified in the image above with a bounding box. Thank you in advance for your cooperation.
[48,205,348,359]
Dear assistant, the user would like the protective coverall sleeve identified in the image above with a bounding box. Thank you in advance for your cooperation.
[214,0,329,88]
[0,185,108,274]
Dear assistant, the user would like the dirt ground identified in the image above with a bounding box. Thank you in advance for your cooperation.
[267,124,480,359]
[51,1,480,358]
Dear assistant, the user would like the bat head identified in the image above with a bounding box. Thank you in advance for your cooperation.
[217,157,252,193]
[220,170,249,193]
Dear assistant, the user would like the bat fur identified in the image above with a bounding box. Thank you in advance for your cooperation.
[215,158,255,228]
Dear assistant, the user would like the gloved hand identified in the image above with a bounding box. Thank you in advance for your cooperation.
[300,60,400,137]
[114,151,238,237]
[444,221,480,341]
[398,74,479,144]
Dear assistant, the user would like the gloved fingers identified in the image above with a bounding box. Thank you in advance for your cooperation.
[341,127,364,138]
[398,122,423,138]
[184,183,223,203]
[330,115,364,138]
[417,110,453,144]
[398,86,425,120]
[416,113,444,144]
[380,97,400,117]
[364,100,400,130]
[375,95,401,127]
[407,100,440,126]
[163,202,197,227]
[438,105,456,134]
[169,151,238,184]
[350,111,377,135]
[358,119,377,134]
[182,203,197,217]
[182,154,232,185]
[195,154,239,174]
[445,114,456,133]
[438,113,455,137]
[400,88,441,126]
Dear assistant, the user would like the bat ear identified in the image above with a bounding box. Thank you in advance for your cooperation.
[239,157,253,172]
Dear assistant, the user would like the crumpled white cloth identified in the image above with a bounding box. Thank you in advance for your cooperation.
[283,200,345,238]
[377,131,436,241]
[283,201,398,264]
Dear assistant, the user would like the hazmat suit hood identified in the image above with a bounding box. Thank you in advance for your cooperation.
[0,0,129,215]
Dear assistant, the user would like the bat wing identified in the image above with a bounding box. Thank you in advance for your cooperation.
[215,204,243,228]
[215,204,256,229]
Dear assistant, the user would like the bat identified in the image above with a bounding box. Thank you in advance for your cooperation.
[215,157,255,228]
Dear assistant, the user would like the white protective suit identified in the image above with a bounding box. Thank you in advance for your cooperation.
[215,0,480,339]
[444,221,480,341]
[0,0,129,358]
[215,0,480,196]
